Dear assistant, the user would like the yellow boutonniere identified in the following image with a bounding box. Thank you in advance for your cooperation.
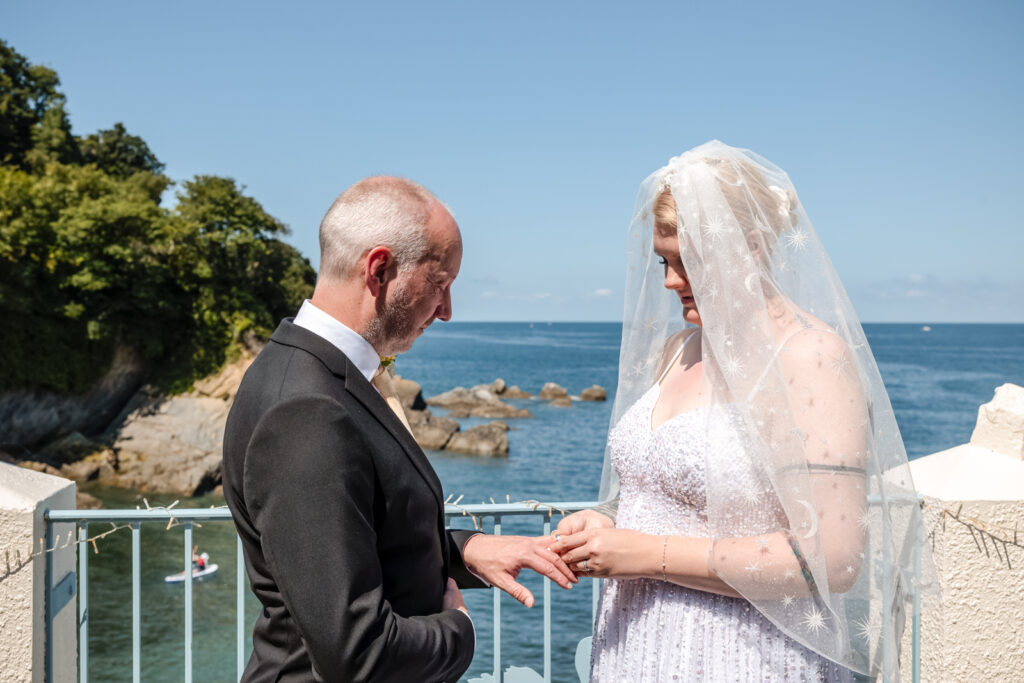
[379,355,396,368]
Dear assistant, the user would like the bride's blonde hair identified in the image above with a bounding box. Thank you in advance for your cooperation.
[653,156,800,255]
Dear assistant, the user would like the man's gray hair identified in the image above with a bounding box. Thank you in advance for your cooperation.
[318,176,436,282]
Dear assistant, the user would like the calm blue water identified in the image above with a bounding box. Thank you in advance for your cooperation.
[81,322,1024,682]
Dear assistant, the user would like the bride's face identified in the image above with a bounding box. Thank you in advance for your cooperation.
[653,226,702,326]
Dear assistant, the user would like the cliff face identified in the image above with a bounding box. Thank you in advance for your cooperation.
[2,342,530,499]
[0,345,146,452]
[2,351,257,498]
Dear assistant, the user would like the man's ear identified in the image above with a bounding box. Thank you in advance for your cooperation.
[365,246,396,297]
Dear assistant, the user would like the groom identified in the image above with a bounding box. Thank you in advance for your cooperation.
[222,176,575,682]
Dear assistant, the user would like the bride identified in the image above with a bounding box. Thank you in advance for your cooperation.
[551,141,935,681]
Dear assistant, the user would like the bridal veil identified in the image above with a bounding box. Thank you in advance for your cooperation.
[601,140,939,678]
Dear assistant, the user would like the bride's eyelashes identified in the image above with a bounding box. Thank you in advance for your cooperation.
[657,257,668,267]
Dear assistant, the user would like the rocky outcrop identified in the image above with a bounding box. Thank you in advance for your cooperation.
[54,441,117,484]
[394,376,507,456]
[106,391,229,495]
[548,396,573,407]
[405,409,459,451]
[0,344,146,450]
[445,422,509,457]
[6,352,615,495]
[426,382,532,419]
[538,382,569,400]
[500,386,532,399]
[392,375,429,412]
[84,352,262,497]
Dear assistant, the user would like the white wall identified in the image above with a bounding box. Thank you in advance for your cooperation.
[0,463,77,683]
[906,384,1024,681]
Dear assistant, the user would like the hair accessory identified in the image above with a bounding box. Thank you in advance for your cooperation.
[768,185,790,217]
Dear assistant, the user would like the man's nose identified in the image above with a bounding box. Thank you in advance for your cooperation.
[435,287,453,321]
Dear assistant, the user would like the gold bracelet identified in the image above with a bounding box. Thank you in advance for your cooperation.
[661,536,669,582]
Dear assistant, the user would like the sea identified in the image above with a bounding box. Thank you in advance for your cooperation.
[79,322,1024,682]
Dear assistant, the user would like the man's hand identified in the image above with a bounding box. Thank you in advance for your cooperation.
[555,509,615,537]
[462,534,578,607]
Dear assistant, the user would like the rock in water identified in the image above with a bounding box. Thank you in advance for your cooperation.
[392,375,429,411]
[538,382,569,400]
[60,448,117,484]
[426,386,532,419]
[501,385,533,399]
[445,423,510,457]
[406,410,459,451]
[580,385,607,402]
[549,396,573,407]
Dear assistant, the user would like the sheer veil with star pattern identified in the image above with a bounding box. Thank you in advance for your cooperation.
[599,140,939,678]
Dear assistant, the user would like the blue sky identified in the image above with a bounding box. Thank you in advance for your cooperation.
[4,1,1022,322]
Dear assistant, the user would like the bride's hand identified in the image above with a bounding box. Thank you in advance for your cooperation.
[550,528,658,579]
[555,509,615,537]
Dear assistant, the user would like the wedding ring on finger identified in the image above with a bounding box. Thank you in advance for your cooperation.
[553,532,561,543]
[582,559,590,572]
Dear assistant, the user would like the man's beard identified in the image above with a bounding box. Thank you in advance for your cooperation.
[364,280,422,356]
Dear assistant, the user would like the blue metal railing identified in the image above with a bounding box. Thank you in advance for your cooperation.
[44,501,597,683]
[44,497,922,682]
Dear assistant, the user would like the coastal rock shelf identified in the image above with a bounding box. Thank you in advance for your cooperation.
[1,360,609,497]
[428,379,608,413]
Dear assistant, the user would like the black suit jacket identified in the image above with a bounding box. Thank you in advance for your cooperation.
[222,319,483,682]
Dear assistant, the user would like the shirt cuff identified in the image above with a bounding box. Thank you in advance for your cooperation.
[462,533,491,587]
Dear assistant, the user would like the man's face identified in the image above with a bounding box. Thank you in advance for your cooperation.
[375,204,462,355]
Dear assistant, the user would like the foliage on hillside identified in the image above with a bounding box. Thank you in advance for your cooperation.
[0,39,315,395]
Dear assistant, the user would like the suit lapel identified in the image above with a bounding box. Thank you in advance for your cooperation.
[343,369,445,506]
[269,319,446,509]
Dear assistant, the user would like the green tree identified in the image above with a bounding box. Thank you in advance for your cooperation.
[0,39,70,169]
[0,162,180,390]
[159,175,313,390]
[0,40,315,398]
[79,122,164,180]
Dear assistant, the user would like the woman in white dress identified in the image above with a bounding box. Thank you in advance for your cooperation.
[551,141,936,681]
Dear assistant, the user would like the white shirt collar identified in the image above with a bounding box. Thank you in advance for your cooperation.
[292,300,380,382]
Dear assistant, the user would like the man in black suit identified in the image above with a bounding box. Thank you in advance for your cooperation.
[222,176,575,682]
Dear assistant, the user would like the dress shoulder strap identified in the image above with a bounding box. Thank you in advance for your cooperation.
[656,329,699,384]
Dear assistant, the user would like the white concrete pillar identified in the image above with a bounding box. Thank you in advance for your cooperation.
[0,463,77,683]
[907,383,1024,681]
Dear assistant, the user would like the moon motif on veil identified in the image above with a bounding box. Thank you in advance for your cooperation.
[796,499,818,539]
[744,273,758,295]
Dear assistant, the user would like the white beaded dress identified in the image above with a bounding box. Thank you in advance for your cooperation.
[589,338,856,682]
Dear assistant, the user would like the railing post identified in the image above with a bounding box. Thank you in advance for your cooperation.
[45,516,54,683]
[131,521,141,683]
[493,515,502,683]
[184,522,193,683]
[542,518,552,683]
[78,521,88,683]
[44,501,598,682]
